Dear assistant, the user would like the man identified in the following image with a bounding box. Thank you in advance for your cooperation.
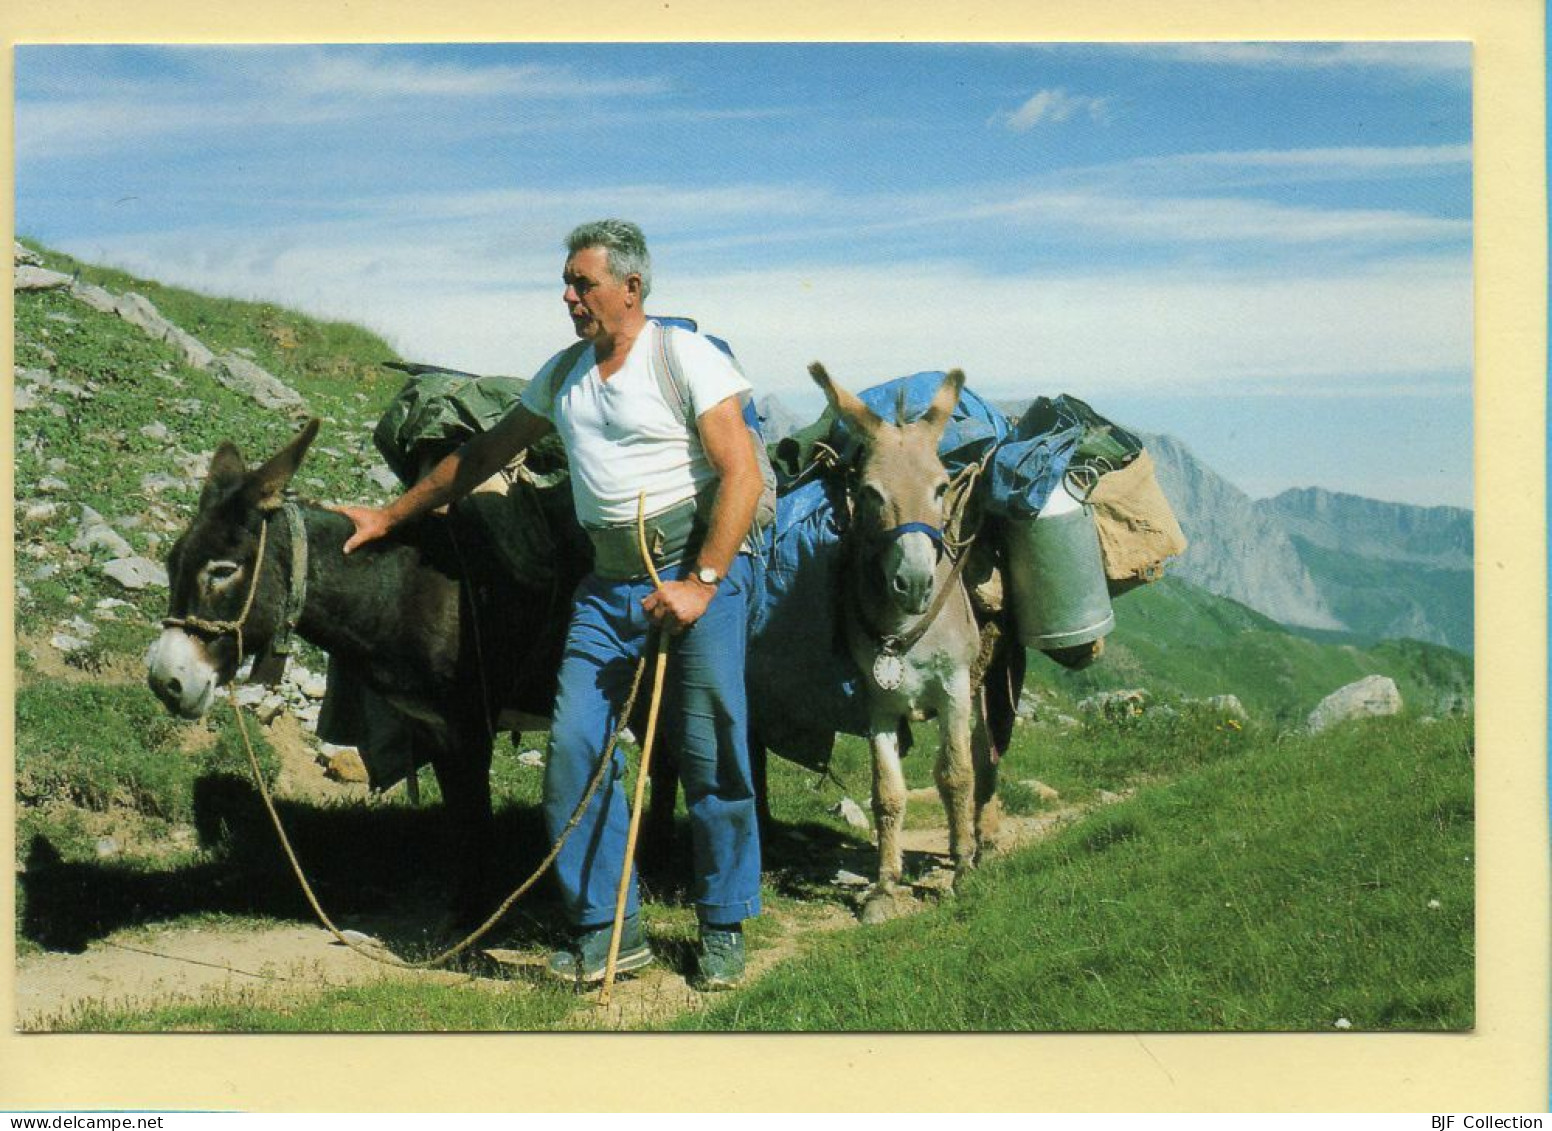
[337,219,763,989]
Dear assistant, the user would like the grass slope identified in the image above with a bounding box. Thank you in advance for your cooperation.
[681,715,1474,1032]
[1291,535,1474,655]
[1025,578,1473,726]
[14,243,1475,1033]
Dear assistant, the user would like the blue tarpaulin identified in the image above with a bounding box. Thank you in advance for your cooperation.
[746,372,1011,767]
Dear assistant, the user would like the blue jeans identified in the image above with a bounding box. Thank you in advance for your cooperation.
[541,554,762,929]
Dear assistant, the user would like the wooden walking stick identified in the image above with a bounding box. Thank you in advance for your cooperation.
[599,492,672,1006]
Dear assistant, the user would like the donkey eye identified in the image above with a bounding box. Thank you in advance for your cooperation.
[934,481,949,501]
[202,561,242,589]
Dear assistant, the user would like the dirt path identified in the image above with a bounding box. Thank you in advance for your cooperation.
[16,711,1107,1032]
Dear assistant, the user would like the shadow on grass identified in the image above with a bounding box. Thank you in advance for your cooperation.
[18,772,566,960]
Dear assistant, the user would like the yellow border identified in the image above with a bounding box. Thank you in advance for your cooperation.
[3,0,1545,1113]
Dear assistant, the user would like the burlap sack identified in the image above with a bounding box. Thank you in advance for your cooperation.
[1087,450,1187,584]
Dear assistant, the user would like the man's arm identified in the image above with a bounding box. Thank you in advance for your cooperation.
[643,395,762,632]
[337,404,554,554]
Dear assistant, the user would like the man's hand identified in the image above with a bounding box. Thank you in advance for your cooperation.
[334,505,394,555]
[643,578,716,634]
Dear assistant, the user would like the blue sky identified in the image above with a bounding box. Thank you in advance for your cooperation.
[14,42,1473,506]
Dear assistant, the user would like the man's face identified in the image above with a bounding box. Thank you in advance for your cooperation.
[562,245,637,342]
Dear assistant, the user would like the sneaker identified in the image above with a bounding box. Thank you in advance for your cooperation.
[546,915,654,984]
[691,927,746,991]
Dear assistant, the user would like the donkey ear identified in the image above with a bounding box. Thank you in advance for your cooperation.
[809,362,882,440]
[243,418,321,512]
[199,442,247,511]
[919,369,966,437]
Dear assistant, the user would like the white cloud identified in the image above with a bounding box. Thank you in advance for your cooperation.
[62,219,1469,408]
[962,191,1467,245]
[15,48,672,159]
[281,53,667,100]
[1124,42,1470,74]
[994,89,1110,132]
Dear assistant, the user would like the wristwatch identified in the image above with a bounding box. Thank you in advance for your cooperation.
[693,565,721,587]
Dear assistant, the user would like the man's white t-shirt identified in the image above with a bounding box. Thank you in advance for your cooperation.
[519,323,751,528]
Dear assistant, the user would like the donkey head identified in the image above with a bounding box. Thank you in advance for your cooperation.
[809,363,964,616]
[147,419,319,719]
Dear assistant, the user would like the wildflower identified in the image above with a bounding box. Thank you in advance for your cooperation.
[1334,1018,1353,1030]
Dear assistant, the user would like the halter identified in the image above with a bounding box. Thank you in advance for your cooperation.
[161,499,309,679]
[878,520,945,558]
[846,453,992,689]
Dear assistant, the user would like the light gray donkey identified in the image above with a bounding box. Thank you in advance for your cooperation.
[809,362,998,924]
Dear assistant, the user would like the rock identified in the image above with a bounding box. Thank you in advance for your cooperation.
[14,386,39,412]
[140,421,171,443]
[140,472,187,494]
[45,312,78,325]
[1202,694,1249,722]
[13,240,42,266]
[22,502,59,523]
[95,837,120,859]
[832,869,870,887]
[299,671,329,700]
[1078,689,1150,721]
[70,280,119,314]
[367,466,402,492]
[517,749,545,768]
[36,477,68,494]
[102,556,168,590]
[211,353,305,411]
[830,796,872,833]
[73,506,136,558]
[15,265,73,291]
[1306,676,1403,734]
[322,749,370,784]
[1015,688,1041,720]
[165,325,216,370]
[1054,714,1080,730]
[50,632,92,654]
[233,685,268,708]
[1023,779,1061,802]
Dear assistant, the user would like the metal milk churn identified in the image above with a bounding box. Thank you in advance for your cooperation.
[1006,472,1115,651]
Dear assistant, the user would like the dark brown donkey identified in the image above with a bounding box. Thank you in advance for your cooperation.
[146,419,584,925]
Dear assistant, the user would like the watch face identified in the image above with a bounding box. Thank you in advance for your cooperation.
[696,566,719,585]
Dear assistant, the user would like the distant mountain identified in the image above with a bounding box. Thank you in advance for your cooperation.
[1023,577,1473,724]
[1141,433,1344,631]
[972,401,1473,651]
[1257,488,1473,571]
[756,394,804,443]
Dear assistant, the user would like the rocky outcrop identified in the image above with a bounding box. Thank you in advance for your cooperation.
[1144,433,1343,630]
[13,244,304,413]
[1306,676,1403,733]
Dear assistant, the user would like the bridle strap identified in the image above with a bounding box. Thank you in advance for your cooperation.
[854,537,977,659]
[161,503,294,670]
[879,521,945,556]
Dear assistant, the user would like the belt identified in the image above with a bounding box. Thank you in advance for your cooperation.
[585,496,709,580]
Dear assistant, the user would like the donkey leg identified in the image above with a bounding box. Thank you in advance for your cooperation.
[430,726,496,931]
[970,699,1001,860]
[862,715,909,924]
[935,682,978,883]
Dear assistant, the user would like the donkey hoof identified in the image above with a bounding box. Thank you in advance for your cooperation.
[859,885,912,925]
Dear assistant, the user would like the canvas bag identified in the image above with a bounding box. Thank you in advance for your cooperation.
[1083,448,1188,589]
